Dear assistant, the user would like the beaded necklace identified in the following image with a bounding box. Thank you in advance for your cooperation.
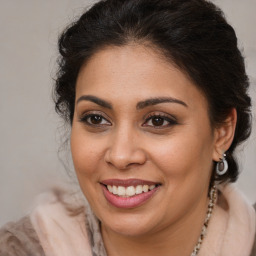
[190,185,218,256]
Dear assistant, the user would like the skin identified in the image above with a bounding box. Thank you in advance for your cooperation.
[71,44,236,256]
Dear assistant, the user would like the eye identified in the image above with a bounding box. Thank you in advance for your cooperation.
[143,114,177,128]
[79,113,111,126]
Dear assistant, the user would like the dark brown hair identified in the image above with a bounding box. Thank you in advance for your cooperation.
[54,0,252,183]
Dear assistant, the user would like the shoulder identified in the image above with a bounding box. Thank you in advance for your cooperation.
[30,187,94,256]
[0,187,106,256]
[209,184,256,256]
[0,216,44,256]
[250,203,256,256]
[0,187,87,256]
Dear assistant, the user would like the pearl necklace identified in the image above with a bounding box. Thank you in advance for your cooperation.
[190,185,218,256]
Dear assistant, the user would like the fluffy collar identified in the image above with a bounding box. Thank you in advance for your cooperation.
[30,184,255,256]
[199,184,255,256]
[30,188,93,256]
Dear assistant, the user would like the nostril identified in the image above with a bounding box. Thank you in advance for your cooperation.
[104,146,147,170]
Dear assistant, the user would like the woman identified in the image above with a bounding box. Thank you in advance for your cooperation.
[0,0,255,255]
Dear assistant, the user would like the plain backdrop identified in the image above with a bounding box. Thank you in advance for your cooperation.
[0,0,255,226]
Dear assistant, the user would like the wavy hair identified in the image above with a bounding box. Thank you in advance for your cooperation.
[54,0,252,183]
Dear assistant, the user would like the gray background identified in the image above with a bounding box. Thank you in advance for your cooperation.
[0,0,255,226]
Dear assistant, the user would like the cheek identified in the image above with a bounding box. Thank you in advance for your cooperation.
[147,129,214,181]
[70,128,104,205]
[70,127,103,178]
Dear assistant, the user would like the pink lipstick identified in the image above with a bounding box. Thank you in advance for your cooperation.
[100,179,160,209]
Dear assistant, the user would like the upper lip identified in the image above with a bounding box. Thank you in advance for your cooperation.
[100,179,161,187]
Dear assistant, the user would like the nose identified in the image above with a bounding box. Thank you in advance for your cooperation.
[104,127,147,170]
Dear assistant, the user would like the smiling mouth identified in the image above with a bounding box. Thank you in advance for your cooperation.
[100,179,161,198]
[105,184,159,197]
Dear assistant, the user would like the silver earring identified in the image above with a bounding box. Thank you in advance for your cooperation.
[216,153,228,175]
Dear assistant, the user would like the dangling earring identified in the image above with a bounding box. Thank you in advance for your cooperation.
[216,153,228,175]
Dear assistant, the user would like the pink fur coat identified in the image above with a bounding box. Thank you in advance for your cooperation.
[0,184,255,256]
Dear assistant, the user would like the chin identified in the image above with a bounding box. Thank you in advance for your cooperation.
[103,216,156,237]
[98,207,164,238]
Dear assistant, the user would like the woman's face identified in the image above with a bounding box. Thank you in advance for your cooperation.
[71,44,217,237]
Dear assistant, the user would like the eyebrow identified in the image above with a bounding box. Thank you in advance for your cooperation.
[76,95,187,110]
[76,95,112,109]
[136,97,188,109]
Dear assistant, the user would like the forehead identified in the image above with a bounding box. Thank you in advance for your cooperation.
[76,44,208,110]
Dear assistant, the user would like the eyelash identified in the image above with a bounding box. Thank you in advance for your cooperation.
[79,112,177,129]
[79,113,111,127]
[143,113,177,128]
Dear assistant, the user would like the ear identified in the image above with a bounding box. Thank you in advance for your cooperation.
[212,108,237,161]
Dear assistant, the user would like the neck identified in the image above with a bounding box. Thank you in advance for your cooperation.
[101,193,209,256]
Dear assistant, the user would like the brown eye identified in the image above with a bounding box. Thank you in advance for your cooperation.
[90,115,103,124]
[143,114,177,128]
[151,116,164,126]
[79,113,111,126]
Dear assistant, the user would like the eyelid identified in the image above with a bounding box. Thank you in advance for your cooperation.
[142,112,177,128]
[78,111,112,126]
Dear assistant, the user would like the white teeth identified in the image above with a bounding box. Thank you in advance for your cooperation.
[135,185,143,194]
[113,185,118,195]
[142,185,149,193]
[107,185,113,193]
[126,186,136,196]
[149,185,156,191]
[106,184,157,197]
[117,186,126,196]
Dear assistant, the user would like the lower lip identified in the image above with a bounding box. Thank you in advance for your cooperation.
[102,185,160,209]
